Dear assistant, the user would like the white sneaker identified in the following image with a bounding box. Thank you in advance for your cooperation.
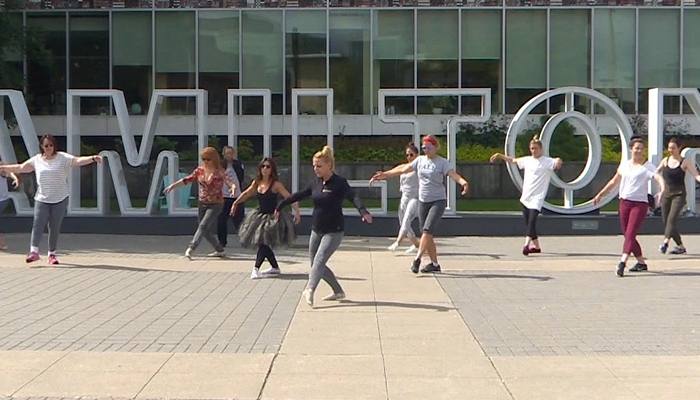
[261,267,281,276]
[207,251,226,258]
[387,242,399,251]
[250,268,261,280]
[322,292,346,301]
[302,288,314,307]
[185,248,193,260]
[405,245,418,254]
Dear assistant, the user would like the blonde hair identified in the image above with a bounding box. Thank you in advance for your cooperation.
[530,135,542,148]
[201,146,222,169]
[313,145,335,171]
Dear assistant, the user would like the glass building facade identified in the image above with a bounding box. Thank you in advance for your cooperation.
[5,4,700,118]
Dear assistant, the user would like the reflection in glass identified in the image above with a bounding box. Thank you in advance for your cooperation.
[199,11,239,115]
[285,10,327,115]
[417,10,458,115]
[155,11,196,114]
[373,10,415,115]
[241,11,283,115]
[27,14,66,116]
[70,13,109,115]
[113,12,152,116]
[549,10,590,113]
[594,9,635,114]
[505,10,546,114]
[329,10,371,115]
[461,10,501,114]
[683,10,700,114]
[638,9,680,114]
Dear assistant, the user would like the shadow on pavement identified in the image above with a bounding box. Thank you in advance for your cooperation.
[434,272,554,281]
[33,264,181,273]
[316,300,454,312]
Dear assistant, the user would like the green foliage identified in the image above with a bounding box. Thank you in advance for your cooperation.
[237,139,256,161]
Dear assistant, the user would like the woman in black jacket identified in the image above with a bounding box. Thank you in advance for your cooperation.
[218,146,246,247]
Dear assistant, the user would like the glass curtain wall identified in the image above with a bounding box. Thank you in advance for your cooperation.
[69,13,109,115]
[594,9,635,114]
[2,13,24,91]
[199,11,239,115]
[683,10,700,114]
[373,10,415,115]
[113,12,152,115]
[549,9,590,113]
[638,9,680,114]
[417,10,458,115]
[155,11,196,114]
[329,10,371,115]
[461,9,501,114]
[27,13,67,115]
[285,10,327,115]
[241,10,283,115]
[505,10,546,114]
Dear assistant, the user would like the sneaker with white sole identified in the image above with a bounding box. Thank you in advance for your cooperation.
[322,292,346,301]
[185,248,193,260]
[250,268,261,279]
[207,251,226,258]
[387,242,399,251]
[261,267,281,276]
[302,288,314,307]
[405,245,418,254]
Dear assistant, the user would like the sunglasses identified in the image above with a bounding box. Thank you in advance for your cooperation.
[421,145,434,151]
[261,164,272,169]
[406,153,416,157]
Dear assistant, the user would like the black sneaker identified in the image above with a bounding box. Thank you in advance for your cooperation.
[411,258,421,274]
[670,247,687,255]
[420,263,441,273]
[629,263,648,272]
[659,243,668,254]
[616,262,625,277]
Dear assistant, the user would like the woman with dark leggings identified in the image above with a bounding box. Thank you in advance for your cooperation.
[657,137,700,255]
[594,138,665,277]
[490,136,562,256]
[371,135,469,274]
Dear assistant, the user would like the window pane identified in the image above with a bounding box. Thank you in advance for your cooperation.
[417,10,458,114]
[113,12,152,116]
[69,13,109,115]
[199,11,239,115]
[593,9,635,114]
[27,14,67,116]
[156,11,196,113]
[0,13,24,90]
[329,10,371,115]
[462,9,501,114]
[505,10,546,114]
[550,10,590,113]
[373,10,414,115]
[684,10,700,88]
[638,9,680,114]
[241,10,283,115]
[285,10,327,115]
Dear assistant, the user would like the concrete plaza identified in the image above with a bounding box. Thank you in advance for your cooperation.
[1,232,699,400]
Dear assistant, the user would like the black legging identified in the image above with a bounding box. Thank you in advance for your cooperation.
[523,207,540,240]
[255,244,279,270]
[661,192,686,246]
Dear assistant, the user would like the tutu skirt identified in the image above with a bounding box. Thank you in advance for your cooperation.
[238,211,296,249]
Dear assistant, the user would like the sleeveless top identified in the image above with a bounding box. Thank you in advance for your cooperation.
[256,184,278,215]
[662,157,686,194]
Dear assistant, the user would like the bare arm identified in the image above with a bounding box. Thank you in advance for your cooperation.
[682,158,700,184]
[274,181,301,223]
[553,157,563,170]
[0,159,35,174]
[447,169,469,196]
[234,182,258,205]
[72,155,103,167]
[489,153,517,164]
[593,172,622,205]
[370,162,414,182]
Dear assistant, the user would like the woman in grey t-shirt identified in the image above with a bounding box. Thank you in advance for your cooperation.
[371,135,469,274]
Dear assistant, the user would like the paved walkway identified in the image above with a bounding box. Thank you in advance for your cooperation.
[1,233,700,399]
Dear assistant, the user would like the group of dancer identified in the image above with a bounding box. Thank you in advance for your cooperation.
[1,134,699,301]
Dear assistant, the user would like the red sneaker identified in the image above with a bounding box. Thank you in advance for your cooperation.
[48,254,59,265]
[26,252,40,263]
[529,248,542,254]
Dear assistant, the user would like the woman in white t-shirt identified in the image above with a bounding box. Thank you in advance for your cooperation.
[490,136,562,256]
[384,142,421,254]
[594,137,665,277]
[0,156,21,251]
[0,135,103,265]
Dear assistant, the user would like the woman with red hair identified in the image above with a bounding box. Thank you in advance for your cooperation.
[164,146,237,260]
[371,135,469,274]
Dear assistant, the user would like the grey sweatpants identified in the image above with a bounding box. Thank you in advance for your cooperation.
[31,198,69,253]
[398,195,419,239]
[190,203,224,252]
[307,230,344,293]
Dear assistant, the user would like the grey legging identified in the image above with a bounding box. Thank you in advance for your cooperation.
[661,192,686,246]
[31,198,69,252]
[189,203,224,252]
[308,230,344,294]
[398,195,419,239]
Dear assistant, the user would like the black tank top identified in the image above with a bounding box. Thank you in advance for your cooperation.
[662,158,686,192]
[256,185,278,214]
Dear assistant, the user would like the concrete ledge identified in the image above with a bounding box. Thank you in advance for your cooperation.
[1,212,696,237]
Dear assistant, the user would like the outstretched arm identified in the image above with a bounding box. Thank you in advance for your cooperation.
[682,158,700,184]
[593,172,622,205]
[447,169,469,196]
[489,153,517,164]
[231,182,257,216]
[370,163,414,182]
[276,183,313,211]
[553,157,563,170]
[343,181,372,223]
[274,181,301,224]
[0,160,35,175]
[72,155,103,167]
